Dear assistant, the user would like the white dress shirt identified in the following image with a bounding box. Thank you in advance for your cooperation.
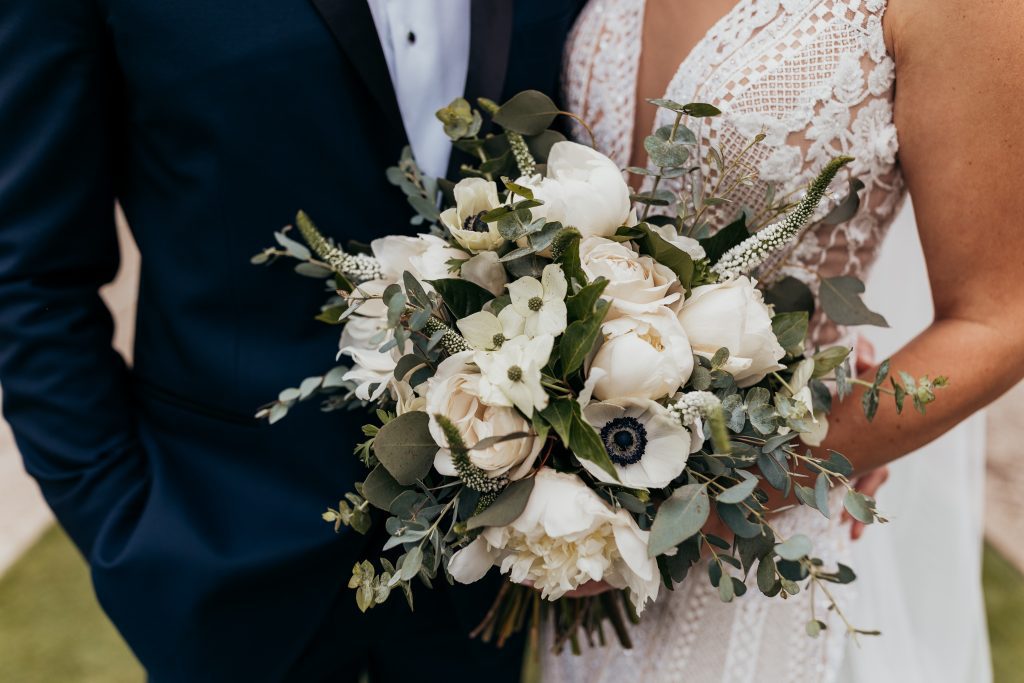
[367,0,472,180]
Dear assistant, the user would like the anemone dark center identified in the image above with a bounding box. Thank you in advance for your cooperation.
[463,211,488,232]
[599,416,648,466]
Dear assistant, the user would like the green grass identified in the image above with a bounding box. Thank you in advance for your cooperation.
[1,526,1022,681]
[984,544,1024,682]
[0,526,142,683]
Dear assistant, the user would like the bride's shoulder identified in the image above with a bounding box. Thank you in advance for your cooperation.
[884,0,1024,66]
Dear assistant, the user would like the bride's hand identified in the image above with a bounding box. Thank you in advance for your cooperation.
[523,579,615,598]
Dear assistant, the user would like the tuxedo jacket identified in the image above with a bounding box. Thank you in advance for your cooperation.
[0,1,582,680]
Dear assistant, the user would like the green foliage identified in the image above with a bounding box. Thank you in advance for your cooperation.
[700,213,750,265]
[362,465,407,511]
[559,293,611,375]
[436,97,483,140]
[492,90,559,135]
[372,412,437,486]
[466,477,535,530]
[819,276,889,327]
[772,311,809,356]
[764,276,816,316]
[648,484,710,557]
[822,178,865,225]
[615,223,695,288]
[427,278,494,319]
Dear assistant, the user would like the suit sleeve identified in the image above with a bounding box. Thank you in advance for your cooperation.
[0,0,147,558]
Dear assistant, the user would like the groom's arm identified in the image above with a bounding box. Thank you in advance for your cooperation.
[0,0,147,557]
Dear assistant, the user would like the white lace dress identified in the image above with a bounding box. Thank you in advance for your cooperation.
[545,1,905,681]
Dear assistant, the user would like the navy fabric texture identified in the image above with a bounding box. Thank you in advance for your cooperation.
[0,1,582,679]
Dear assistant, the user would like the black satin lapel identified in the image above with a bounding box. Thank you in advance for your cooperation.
[465,0,515,106]
[308,0,406,137]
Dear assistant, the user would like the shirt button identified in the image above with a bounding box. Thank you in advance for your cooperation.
[407,31,416,44]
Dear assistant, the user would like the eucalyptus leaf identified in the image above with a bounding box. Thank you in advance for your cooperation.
[772,311,809,356]
[774,534,812,561]
[362,465,407,511]
[493,90,559,135]
[819,276,889,327]
[822,178,865,225]
[716,476,759,504]
[373,412,437,486]
[843,490,876,524]
[764,276,816,316]
[648,484,710,557]
[717,503,763,539]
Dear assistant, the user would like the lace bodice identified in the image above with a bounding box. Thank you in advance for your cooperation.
[544,2,903,681]
[563,0,905,344]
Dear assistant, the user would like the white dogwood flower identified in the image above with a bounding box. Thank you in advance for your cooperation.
[507,264,568,337]
[474,334,554,416]
[457,307,526,352]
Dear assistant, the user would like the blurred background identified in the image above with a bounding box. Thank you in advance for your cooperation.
[0,204,1022,682]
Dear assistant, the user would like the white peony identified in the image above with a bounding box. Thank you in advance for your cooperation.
[580,397,701,489]
[474,334,554,416]
[590,309,694,401]
[460,251,508,296]
[677,276,786,388]
[447,468,661,612]
[425,353,542,481]
[507,264,568,337]
[371,233,469,283]
[579,236,681,318]
[514,141,632,239]
[440,178,506,253]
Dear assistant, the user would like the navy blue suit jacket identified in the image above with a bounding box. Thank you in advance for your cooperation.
[0,1,582,680]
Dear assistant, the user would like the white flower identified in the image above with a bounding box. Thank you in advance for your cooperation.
[507,264,568,337]
[514,141,632,239]
[425,352,542,481]
[447,468,661,612]
[457,307,526,351]
[648,223,706,261]
[338,280,399,401]
[677,276,786,387]
[579,237,681,318]
[475,334,554,416]
[440,178,506,253]
[590,309,694,401]
[580,398,700,489]
[371,233,469,283]
[460,251,508,296]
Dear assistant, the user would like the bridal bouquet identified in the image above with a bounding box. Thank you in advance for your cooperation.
[254,92,945,653]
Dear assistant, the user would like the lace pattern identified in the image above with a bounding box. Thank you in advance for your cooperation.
[545,0,902,680]
[563,0,903,345]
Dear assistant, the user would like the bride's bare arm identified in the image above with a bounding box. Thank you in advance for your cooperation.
[825,0,1024,474]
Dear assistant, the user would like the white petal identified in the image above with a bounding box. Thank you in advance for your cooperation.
[448,538,498,584]
[458,311,502,351]
[541,264,568,302]
[507,275,544,314]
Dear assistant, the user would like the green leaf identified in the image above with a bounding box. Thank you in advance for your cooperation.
[843,490,876,524]
[373,412,437,486]
[820,450,853,477]
[616,223,695,288]
[814,472,831,519]
[559,299,611,375]
[362,465,407,511]
[774,534,812,561]
[539,398,575,445]
[700,214,750,265]
[648,484,710,557]
[822,178,865,225]
[493,90,559,135]
[772,311,809,356]
[806,619,826,638]
[682,102,722,117]
[718,571,736,602]
[644,134,690,168]
[820,276,889,327]
[717,503,763,539]
[813,346,852,378]
[525,130,567,163]
[427,278,494,319]
[715,476,759,504]
[764,276,816,316]
[565,277,609,322]
[757,555,780,595]
[399,546,423,581]
[552,227,585,287]
[466,477,535,530]
[569,410,618,480]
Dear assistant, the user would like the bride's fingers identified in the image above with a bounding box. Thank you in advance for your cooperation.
[842,466,890,540]
[561,580,614,598]
[855,335,876,375]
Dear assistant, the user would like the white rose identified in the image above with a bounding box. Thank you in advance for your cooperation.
[579,236,681,318]
[514,141,631,239]
[590,309,694,401]
[648,223,707,261]
[461,251,508,296]
[677,276,786,387]
[447,468,661,612]
[371,234,469,283]
[440,178,506,253]
[426,352,542,481]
